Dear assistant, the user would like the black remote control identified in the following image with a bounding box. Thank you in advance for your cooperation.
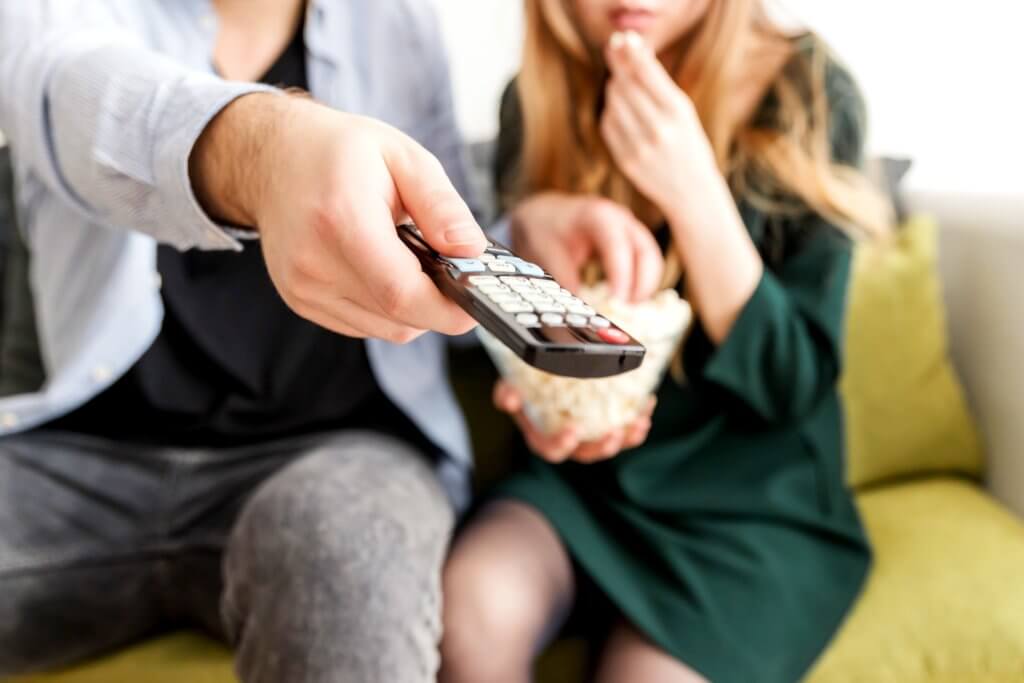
[398,224,645,378]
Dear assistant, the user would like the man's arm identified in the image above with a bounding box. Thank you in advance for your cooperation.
[0,3,274,251]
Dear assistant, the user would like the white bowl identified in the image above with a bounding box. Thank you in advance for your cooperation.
[478,285,692,441]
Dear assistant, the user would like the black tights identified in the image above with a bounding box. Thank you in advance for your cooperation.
[439,501,707,683]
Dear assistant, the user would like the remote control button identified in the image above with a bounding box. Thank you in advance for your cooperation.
[513,261,545,277]
[559,288,575,297]
[534,302,567,314]
[554,294,579,304]
[488,261,517,273]
[521,292,554,303]
[568,304,596,316]
[540,313,565,326]
[500,276,530,285]
[533,279,560,291]
[477,284,510,294]
[447,258,486,273]
[478,253,497,262]
[516,313,541,327]
[490,293,522,304]
[565,313,589,327]
[500,301,534,313]
[596,327,630,345]
[589,316,611,328]
[469,276,500,285]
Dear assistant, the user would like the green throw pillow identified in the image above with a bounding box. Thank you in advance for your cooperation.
[841,215,984,489]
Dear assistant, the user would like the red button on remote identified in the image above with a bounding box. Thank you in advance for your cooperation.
[596,327,630,345]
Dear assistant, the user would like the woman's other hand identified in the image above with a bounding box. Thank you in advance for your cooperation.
[493,380,656,465]
[510,192,663,303]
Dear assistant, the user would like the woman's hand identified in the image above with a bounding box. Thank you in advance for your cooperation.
[600,32,721,216]
[510,192,663,303]
[600,32,764,344]
[494,380,656,464]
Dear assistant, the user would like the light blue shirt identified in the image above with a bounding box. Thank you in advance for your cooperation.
[0,0,480,509]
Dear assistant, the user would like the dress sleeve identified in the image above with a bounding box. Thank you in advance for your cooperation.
[699,56,867,424]
[701,226,852,424]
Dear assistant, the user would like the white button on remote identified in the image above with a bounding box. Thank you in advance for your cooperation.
[488,261,517,273]
[565,314,589,326]
[500,301,534,313]
[469,276,500,285]
[478,286,511,296]
[534,303,567,314]
[534,279,560,291]
[516,313,540,327]
[540,313,565,326]
[590,316,611,328]
[500,276,530,285]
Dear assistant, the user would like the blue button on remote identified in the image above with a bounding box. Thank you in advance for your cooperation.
[446,258,487,273]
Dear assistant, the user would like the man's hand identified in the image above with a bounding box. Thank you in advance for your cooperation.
[494,380,656,465]
[510,192,663,303]
[190,93,486,343]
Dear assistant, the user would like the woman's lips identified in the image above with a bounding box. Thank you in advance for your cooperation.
[609,8,656,32]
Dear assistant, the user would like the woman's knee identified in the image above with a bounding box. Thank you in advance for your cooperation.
[440,502,574,682]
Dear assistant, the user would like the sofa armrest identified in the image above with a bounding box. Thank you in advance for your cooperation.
[916,189,1024,518]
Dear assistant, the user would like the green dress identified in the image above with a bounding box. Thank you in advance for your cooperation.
[492,47,872,683]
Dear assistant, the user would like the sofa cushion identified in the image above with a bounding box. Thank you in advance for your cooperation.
[8,633,233,683]
[840,215,983,488]
[807,478,1024,683]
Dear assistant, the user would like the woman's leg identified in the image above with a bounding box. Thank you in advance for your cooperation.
[594,621,708,683]
[440,500,575,683]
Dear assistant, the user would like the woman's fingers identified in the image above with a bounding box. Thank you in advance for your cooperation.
[628,219,665,301]
[622,416,653,450]
[606,31,680,112]
[492,380,523,413]
[495,381,581,463]
[572,429,626,464]
[518,414,579,464]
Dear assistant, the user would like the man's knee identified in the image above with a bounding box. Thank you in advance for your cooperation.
[223,435,453,682]
[226,435,452,578]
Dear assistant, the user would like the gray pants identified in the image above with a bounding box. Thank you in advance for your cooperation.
[0,430,454,683]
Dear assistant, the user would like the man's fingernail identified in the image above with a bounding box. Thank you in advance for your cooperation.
[444,225,482,246]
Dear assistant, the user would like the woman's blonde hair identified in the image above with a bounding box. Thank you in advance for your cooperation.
[516,0,891,283]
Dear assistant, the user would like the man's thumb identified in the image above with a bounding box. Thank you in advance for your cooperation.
[385,141,486,257]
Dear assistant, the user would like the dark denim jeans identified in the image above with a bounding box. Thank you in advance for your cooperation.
[0,430,453,683]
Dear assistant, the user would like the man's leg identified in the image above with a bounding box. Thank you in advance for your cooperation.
[221,432,454,683]
[0,432,168,676]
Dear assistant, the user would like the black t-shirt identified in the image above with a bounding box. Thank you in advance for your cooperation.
[50,21,426,449]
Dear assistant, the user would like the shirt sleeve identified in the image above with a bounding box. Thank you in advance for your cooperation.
[0,4,278,252]
[411,3,485,224]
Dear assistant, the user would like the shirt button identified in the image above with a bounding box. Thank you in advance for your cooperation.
[91,365,113,383]
[1,413,19,429]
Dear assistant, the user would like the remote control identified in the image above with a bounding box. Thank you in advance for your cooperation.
[398,224,645,378]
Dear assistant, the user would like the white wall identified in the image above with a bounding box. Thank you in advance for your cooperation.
[436,0,1024,197]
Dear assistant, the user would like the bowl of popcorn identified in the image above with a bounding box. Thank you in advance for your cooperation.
[478,283,693,441]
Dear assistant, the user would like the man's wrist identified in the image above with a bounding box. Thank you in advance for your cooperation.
[189,92,289,229]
